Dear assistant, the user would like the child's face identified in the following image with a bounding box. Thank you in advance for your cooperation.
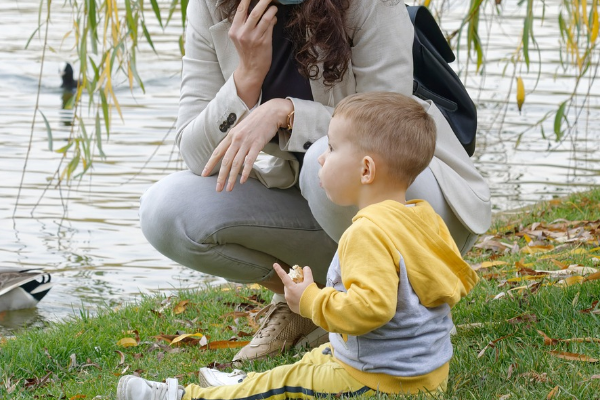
[317,116,363,206]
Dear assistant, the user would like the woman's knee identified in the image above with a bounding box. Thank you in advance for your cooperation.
[139,171,271,282]
[407,168,477,255]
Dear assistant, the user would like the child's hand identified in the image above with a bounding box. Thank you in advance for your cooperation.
[273,263,314,314]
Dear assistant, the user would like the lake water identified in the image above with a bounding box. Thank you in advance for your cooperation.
[1,0,598,335]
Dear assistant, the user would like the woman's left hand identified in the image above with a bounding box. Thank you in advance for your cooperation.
[202,98,293,192]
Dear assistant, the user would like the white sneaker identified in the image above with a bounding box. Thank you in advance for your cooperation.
[198,368,247,388]
[117,375,184,400]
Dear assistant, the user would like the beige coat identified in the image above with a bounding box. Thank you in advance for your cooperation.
[175,0,491,234]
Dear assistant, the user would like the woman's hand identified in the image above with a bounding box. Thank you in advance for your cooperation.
[201,98,294,192]
[230,0,278,107]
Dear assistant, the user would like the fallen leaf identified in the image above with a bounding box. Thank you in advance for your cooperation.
[171,333,204,345]
[200,340,250,350]
[499,395,511,400]
[584,271,600,282]
[173,300,190,315]
[70,395,86,400]
[518,371,550,382]
[557,276,585,286]
[68,353,78,370]
[549,351,599,362]
[115,350,125,365]
[116,338,138,348]
[579,301,599,313]
[507,363,517,379]
[478,334,513,358]
[221,311,249,319]
[507,314,537,325]
[546,385,559,399]
[537,330,558,346]
[521,245,554,254]
[480,260,509,269]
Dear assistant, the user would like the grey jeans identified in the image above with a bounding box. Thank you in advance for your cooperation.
[139,136,477,285]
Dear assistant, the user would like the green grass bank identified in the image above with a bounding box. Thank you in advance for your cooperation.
[1,189,600,399]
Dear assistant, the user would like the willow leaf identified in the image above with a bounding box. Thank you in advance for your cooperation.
[150,0,163,29]
[87,0,98,54]
[181,0,189,27]
[129,51,145,93]
[167,0,178,25]
[66,154,80,180]
[95,112,106,158]
[554,101,567,141]
[141,20,157,54]
[38,109,53,151]
[99,90,110,139]
[25,24,42,49]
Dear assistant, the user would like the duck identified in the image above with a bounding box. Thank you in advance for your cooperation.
[0,268,53,312]
[59,62,79,91]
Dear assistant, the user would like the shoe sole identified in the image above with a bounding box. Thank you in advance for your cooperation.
[294,327,328,349]
[198,371,213,388]
[116,375,135,400]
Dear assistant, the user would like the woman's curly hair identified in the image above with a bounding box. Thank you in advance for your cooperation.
[218,0,352,87]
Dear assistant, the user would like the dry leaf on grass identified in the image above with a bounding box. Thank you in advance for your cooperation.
[173,300,190,315]
[518,371,550,383]
[478,334,513,358]
[546,385,559,399]
[116,338,138,348]
[549,351,599,362]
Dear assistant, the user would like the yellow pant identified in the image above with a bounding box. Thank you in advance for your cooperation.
[183,344,374,400]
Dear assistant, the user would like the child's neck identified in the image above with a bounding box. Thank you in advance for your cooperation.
[357,181,407,210]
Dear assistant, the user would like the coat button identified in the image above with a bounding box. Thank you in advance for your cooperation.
[219,123,228,133]
[227,113,237,125]
[303,141,312,150]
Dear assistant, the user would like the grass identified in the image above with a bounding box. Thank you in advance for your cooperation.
[1,189,600,399]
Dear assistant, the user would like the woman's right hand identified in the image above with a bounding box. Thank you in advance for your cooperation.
[230,0,278,108]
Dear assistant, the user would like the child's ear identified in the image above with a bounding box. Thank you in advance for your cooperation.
[361,156,376,184]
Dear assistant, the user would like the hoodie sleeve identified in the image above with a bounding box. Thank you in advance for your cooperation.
[299,218,400,336]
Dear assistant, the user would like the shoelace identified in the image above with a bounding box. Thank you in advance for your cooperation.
[253,303,291,339]
[149,382,168,400]
[227,369,246,377]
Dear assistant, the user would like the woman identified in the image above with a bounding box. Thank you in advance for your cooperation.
[140,0,491,362]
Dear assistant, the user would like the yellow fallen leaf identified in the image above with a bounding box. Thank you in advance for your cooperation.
[549,351,599,362]
[506,275,546,282]
[547,385,559,399]
[477,260,509,270]
[171,333,204,345]
[173,300,190,315]
[584,270,600,282]
[116,338,138,347]
[247,284,263,290]
[569,248,588,255]
[201,340,250,350]
[521,245,554,254]
[557,276,585,286]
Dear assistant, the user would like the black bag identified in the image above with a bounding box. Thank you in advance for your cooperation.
[407,6,477,156]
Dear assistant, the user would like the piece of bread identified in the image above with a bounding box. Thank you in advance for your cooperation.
[288,265,304,283]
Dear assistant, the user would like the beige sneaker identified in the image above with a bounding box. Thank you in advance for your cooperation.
[232,301,325,362]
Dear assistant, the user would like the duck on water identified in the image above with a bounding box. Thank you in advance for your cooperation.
[0,268,53,312]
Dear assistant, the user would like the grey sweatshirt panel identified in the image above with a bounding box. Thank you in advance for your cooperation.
[328,252,454,377]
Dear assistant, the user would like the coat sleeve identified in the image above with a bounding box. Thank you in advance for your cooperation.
[279,0,415,152]
[176,0,254,176]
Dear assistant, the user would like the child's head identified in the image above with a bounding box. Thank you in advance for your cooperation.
[318,92,436,206]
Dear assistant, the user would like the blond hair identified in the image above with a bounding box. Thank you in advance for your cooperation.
[332,92,437,186]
